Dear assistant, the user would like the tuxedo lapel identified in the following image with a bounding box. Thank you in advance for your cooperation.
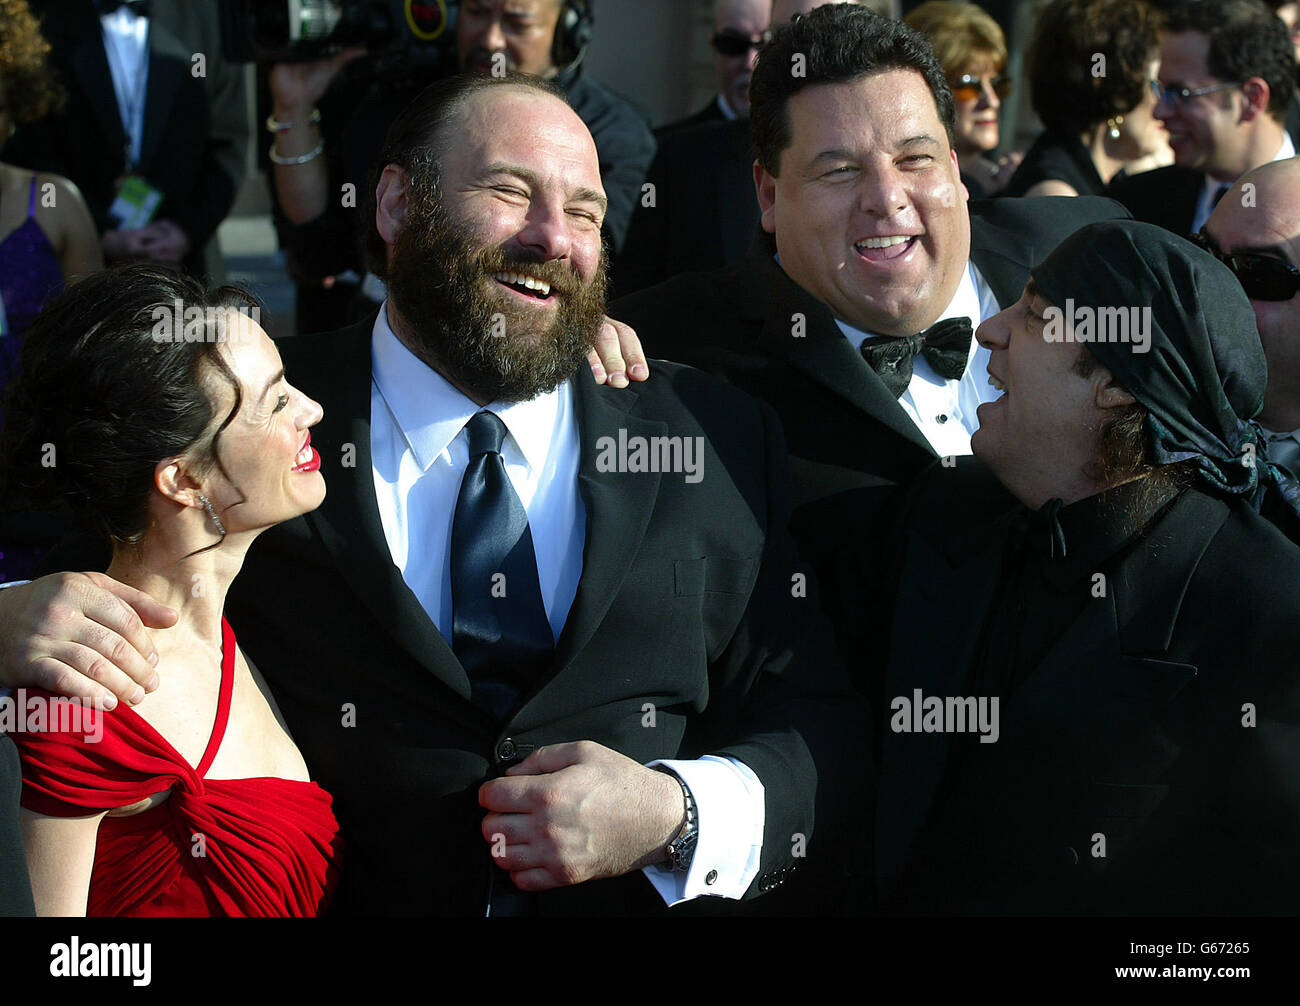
[874,527,1002,893]
[515,378,666,724]
[296,322,472,702]
[67,27,128,165]
[1000,594,1197,755]
[744,239,937,458]
[138,20,188,173]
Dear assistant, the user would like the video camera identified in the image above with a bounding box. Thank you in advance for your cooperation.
[219,0,458,68]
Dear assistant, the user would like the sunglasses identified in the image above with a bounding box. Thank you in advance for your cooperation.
[1190,230,1300,301]
[950,74,1013,102]
[711,29,770,57]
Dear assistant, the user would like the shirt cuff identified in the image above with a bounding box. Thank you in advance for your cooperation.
[641,755,764,907]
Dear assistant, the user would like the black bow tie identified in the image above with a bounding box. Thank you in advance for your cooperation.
[97,0,149,16]
[859,316,973,398]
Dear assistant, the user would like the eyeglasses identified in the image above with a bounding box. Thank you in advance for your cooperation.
[950,74,1013,102]
[711,29,770,57]
[1152,80,1241,106]
[1189,230,1300,301]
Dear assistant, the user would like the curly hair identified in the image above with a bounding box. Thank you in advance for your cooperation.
[1027,0,1164,135]
[1072,346,1195,511]
[0,0,64,125]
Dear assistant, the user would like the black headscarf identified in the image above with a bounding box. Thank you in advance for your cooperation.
[1030,219,1300,521]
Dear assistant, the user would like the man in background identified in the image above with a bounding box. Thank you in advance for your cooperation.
[1109,0,1297,236]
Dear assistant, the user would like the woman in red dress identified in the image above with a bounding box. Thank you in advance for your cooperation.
[2,265,341,915]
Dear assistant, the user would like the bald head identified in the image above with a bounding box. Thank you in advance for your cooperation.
[1204,156,1300,429]
[1211,157,1300,248]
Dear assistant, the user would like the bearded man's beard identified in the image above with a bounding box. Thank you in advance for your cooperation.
[385,184,608,403]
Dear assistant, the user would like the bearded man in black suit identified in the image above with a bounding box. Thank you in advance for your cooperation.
[611,4,1129,671]
[0,73,863,916]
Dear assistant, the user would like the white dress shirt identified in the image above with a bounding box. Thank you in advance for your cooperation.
[836,260,1003,456]
[368,304,763,904]
[1192,133,1297,234]
[99,5,151,171]
[715,93,738,121]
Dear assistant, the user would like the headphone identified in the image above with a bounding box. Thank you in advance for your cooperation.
[552,0,594,72]
[444,1,593,73]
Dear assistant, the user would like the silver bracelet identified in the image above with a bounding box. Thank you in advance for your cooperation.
[269,139,325,166]
[266,108,321,133]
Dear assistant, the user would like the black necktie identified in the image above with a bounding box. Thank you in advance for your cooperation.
[859,316,973,398]
[1212,184,1229,208]
[450,411,553,719]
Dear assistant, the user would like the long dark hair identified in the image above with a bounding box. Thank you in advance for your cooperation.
[0,265,261,552]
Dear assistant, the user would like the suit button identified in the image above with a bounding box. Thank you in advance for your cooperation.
[705,869,718,885]
[497,738,517,761]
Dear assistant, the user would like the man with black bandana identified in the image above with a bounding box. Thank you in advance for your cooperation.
[875,219,1300,915]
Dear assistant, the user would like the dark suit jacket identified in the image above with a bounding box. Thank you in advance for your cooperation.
[5,0,233,277]
[655,98,726,139]
[1106,164,1206,238]
[0,734,35,917]
[615,117,758,297]
[210,319,864,916]
[610,196,1129,676]
[877,460,1300,914]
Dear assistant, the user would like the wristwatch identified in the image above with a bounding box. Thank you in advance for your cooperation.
[655,767,698,873]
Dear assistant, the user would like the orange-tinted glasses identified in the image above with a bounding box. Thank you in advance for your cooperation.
[950,74,1013,102]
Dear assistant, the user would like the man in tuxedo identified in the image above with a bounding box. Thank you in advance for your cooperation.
[1108,0,1297,237]
[657,0,772,137]
[0,73,863,916]
[5,0,242,279]
[611,4,1126,670]
[875,220,1300,913]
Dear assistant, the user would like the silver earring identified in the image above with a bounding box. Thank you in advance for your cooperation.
[199,494,226,536]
